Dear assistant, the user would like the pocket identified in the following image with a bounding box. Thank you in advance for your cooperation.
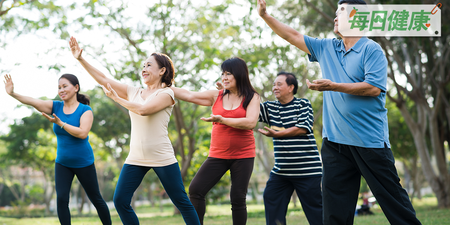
[355,145,392,166]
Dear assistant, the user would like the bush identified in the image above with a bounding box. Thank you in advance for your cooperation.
[26,184,44,204]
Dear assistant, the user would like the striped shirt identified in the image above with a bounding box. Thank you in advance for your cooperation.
[259,98,322,178]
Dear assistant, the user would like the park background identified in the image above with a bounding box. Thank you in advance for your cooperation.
[0,0,449,224]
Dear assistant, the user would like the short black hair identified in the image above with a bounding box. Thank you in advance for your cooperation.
[338,0,366,5]
[277,72,298,95]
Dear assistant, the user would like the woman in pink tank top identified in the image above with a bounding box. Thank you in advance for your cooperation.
[172,57,260,225]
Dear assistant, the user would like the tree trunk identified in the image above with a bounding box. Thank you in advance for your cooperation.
[41,168,55,215]
[173,205,181,215]
[292,191,298,208]
[402,162,412,194]
[410,123,450,208]
[148,183,155,207]
[255,126,274,175]
[413,158,423,200]
[78,184,86,214]
[0,166,27,202]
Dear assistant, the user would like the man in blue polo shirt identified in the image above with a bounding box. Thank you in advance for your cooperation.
[257,0,422,224]
[259,72,322,225]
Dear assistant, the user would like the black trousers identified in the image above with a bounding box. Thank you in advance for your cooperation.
[55,163,111,225]
[189,157,254,225]
[263,174,323,225]
[321,138,421,225]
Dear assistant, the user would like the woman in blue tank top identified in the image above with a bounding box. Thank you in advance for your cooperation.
[3,73,111,225]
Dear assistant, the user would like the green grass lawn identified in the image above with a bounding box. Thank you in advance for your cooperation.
[0,197,448,224]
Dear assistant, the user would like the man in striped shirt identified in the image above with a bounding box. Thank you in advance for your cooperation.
[259,72,323,225]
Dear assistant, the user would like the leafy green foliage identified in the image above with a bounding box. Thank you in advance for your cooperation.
[0,0,66,37]
[0,109,52,165]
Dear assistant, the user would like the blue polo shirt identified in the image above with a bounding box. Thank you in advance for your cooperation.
[52,101,95,168]
[304,35,390,148]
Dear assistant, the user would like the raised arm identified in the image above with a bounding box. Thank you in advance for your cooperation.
[171,87,219,106]
[3,74,53,114]
[257,0,310,54]
[69,36,129,99]
[202,93,261,130]
[102,83,174,116]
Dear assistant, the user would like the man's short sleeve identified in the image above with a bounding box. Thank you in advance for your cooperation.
[294,99,314,134]
[259,102,270,124]
[363,43,388,92]
[304,35,325,63]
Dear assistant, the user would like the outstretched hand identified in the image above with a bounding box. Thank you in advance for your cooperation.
[258,126,278,137]
[41,112,63,126]
[257,0,268,17]
[3,74,14,95]
[215,81,224,90]
[101,83,120,101]
[306,79,334,92]
[201,114,223,123]
[69,36,83,60]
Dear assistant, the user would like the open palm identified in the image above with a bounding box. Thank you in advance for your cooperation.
[3,74,14,95]
[42,112,62,125]
[257,0,267,17]
[69,36,83,59]
[201,114,223,123]
[101,83,119,101]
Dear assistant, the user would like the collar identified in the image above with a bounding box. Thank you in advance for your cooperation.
[278,96,296,106]
[336,37,368,53]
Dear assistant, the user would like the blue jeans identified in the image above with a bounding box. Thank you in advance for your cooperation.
[113,163,200,225]
[263,174,323,225]
[55,163,111,225]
